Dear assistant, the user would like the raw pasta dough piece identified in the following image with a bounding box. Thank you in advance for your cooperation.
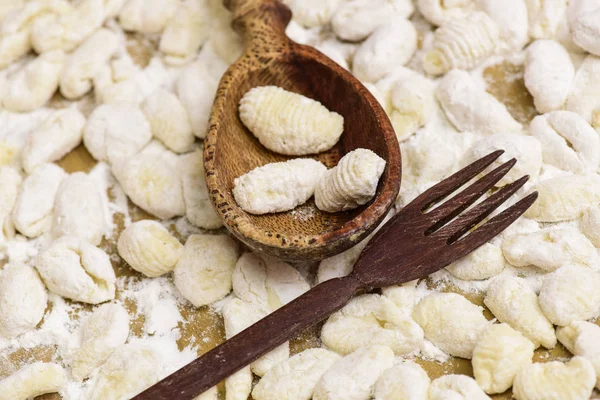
[253,348,340,400]
[0,0,24,20]
[412,292,488,359]
[373,361,431,400]
[525,174,600,222]
[565,55,600,123]
[118,220,183,278]
[417,0,475,26]
[142,89,195,153]
[0,362,66,400]
[529,111,600,173]
[239,86,343,156]
[477,0,529,51]
[176,61,219,138]
[60,28,119,100]
[313,345,395,400]
[381,280,419,316]
[52,172,109,245]
[557,321,600,389]
[315,149,386,213]
[118,0,178,33]
[538,265,600,326]
[513,356,595,400]
[0,167,21,241]
[388,73,436,142]
[225,368,252,400]
[194,387,219,400]
[0,263,47,339]
[159,0,209,65]
[83,104,152,167]
[484,276,556,349]
[179,148,222,229]
[429,374,490,400]
[12,163,67,238]
[524,40,574,113]
[423,12,499,76]
[71,303,130,380]
[581,205,600,247]
[2,50,65,113]
[317,240,368,283]
[282,0,342,27]
[321,294,424,355]
[352,20,417,83]
[472,323,534,394]
[436,70,521,135]
[525,0,567,39]
[568,0,600,56]
[446,243,505,280]
[113,141,185,219]
[35,236,116,304]
[233,158,327,215]
[173,234,239,307]
[501,228,597,271]
[462,133,542,186]
[22,107,86,174]
[87,344,162,400]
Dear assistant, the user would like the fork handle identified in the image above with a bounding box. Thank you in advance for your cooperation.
[133,275,362,400]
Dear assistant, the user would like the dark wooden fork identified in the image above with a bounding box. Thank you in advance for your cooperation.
[135,150,538,400]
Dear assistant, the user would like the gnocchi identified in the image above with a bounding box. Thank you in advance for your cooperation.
[22,107,86,174]
[159,0,209,66]
[557,321,600,389]
[472,323,535,394]
[477,0,529,51]
[317,240,369,283]
[35,236,116,304]
[225,368,252,400]
[118,0,178,33]
[417,0,475,26]
[0,167,21,241]
[173,234,239,307]
[0,263,47,339]
[388,73,436,142]
[282,0,343,28]
[252,348,340,400]
[513,356,595,400]
[525,0,568,39]
[142,89,195,153]
[71,303,130,380]
[436,69,521,135]
[428,374,491,400]
[581,205,600,247]
[176,61,219,138]
[321,294,424,355]
[568,0,600,56]
[373,361,431,400]
[529,111,600,173]
[118,220,183,278]
[446,243,505,280]
[239,86,344,156]
[233,158,327,215]
[424,12,499,76]
[2,50,65,113]
[12,163,67,238]
[484,276,556,349]
[0,362,66,400]
[565,55,600,124]
[315,149,386,213]
[524,40,574,113]
[313,345,395,400]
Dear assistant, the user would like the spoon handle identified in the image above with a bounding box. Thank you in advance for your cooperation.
[133,275,361,400]
[224,0,292,50]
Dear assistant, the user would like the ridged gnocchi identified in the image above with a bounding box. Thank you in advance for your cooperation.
[0,263,47,339]
[118,220,183,278]
[525,174,600,222]
[118,0,178,34]
[529,111,600,173]
[173,234,239,307]
[472,323,535,394]
[22,107,86,174]
[565,55,600,123]
[142,89,195,153]
[524,40,574,113]
[233,158,327,215]
[436,70,521,135]
[428,374,491,400]
[484,276,556,349]
[239,86,344,156]
[12,163,67,238]
[282,0,342,28]
[0,167,21,241]
[225,367,252,400]
[315,149,386,213]
[0,362,66,400]
[412,292,489,358]
[567,0,600,55]
[321,294,424,356]
[373,361,431,400]
[446,243,505,280]
[513,356,595,400]
[417,0,475,26]
[388,73,436,142]
[35,236,116,304]
[313,345,395,400]
[71,303,130,380]
[252,348,340,400]
[557,321,600,389]
[424,12,499,76]
[159,0,209,66]
[581,205,600,247]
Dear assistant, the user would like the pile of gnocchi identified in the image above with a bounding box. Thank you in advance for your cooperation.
[0,0,599,399]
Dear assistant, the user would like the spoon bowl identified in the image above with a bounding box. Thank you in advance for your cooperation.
[204,0,401,261]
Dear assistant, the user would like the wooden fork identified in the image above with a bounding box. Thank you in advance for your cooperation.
[134,150,538,400]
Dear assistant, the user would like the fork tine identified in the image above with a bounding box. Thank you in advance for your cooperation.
[433,175,530,241]
[424,158,517,234]
[447,192,538,259]
[409,150,504,211]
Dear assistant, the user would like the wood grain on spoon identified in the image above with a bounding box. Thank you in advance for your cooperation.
[204,0,401,262]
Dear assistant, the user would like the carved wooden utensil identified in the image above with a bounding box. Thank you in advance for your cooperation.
[203,0,401,262]
[135,151,538,400]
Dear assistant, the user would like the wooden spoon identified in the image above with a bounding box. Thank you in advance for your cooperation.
[204,0,401,262]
